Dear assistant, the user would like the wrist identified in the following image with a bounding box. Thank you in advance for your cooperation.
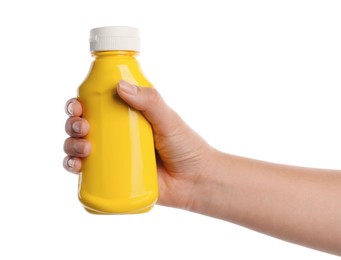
[185,147,231,216]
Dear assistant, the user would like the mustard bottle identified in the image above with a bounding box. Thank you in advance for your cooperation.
[77,26,158,214]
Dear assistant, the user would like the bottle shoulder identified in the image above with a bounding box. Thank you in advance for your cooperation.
[78,58,152,95]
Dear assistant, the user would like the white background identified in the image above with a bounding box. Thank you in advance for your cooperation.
[0,0,340,259]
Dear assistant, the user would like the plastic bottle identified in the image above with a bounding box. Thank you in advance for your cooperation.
[77,26,158,214]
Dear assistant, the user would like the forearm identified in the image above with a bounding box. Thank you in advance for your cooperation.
[190,150,341,255]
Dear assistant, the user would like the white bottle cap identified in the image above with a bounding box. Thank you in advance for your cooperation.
[89,26,140,52]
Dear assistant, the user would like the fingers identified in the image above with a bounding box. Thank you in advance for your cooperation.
[64,138,92,157]
[63,156,82,174]
[117,80,185,136]
[64,98,88,174]
[65,98,83,117]
[65,117,90,138]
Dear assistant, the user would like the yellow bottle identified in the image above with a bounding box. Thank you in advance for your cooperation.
[77,26,158,214]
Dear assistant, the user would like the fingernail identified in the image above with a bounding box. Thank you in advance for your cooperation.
[118,80,138,95]
[67,158,75,168]
[66,101,74,116]
[72,121,82,133]
[73,143,85,154]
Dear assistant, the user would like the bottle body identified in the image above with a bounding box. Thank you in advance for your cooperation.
[77,51,158,214]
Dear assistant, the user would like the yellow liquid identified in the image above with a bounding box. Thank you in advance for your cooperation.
[77,51,158,214]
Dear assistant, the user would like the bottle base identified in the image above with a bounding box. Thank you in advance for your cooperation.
[79,189,158,215]
[83,205,154,215]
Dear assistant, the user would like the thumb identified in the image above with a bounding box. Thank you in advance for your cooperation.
[117,80,183,136]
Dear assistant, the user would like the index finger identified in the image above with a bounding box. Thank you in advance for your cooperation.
[65,98,83,117]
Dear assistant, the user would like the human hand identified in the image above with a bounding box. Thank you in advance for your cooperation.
[63,80,217,210]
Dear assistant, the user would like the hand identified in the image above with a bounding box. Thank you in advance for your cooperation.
[64,80,217,209]
[63,81,341,255]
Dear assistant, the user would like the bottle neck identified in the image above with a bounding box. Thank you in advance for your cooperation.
[91,50,138,58]
[87,50,149,86]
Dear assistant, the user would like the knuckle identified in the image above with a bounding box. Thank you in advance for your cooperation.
[148,88,162,105]
[63,137,72,154]
[65,118,73,135]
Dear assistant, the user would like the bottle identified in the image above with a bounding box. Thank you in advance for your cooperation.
[77,26,158,214]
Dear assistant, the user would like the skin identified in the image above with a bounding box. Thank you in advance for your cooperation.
[64,80,341,256]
